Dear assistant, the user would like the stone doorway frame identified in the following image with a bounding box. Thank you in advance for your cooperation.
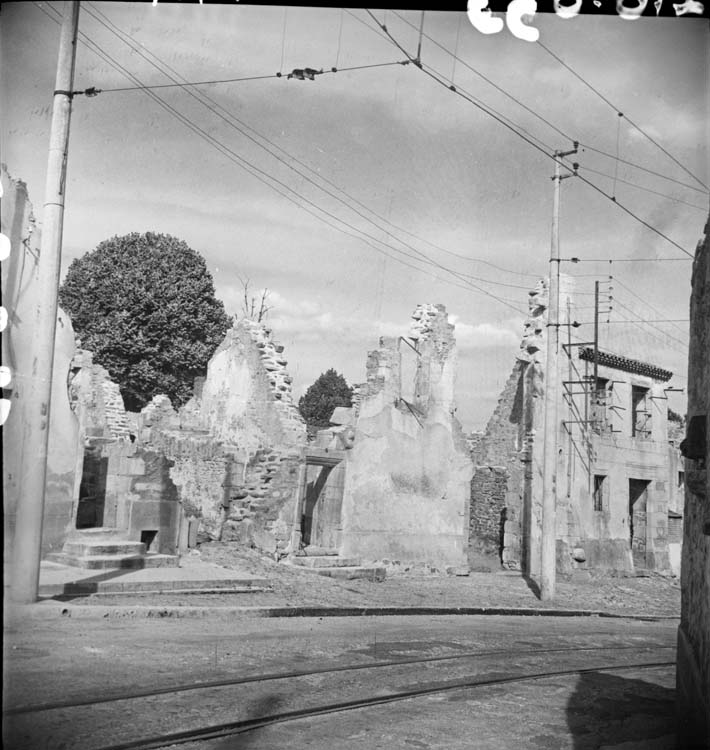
[288,447,346,553]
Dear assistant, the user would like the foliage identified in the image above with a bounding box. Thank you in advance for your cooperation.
[298,368,353,433]
[59,232,231,410]
[668,408,685,426]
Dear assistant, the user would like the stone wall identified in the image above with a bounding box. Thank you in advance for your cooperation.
[339,304,473,568]
[140,319,307,555]
[469,466,508,564]
[676,211,710,748]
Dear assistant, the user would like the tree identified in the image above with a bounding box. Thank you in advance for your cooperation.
[238,276,271,322]
[298,369,353,433]
[59,232,231,410]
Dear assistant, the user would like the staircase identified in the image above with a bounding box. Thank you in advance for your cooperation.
[289,547,386,582]
[46,528,179,570]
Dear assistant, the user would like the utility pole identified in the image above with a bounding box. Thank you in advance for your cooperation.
[12,1,80,604]
[540,144,577,602]
[593,279,600,394]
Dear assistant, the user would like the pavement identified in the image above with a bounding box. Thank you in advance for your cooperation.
[1,547,682,622]
[35,553,271,597]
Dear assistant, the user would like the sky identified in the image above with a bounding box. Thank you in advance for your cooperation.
[2,2,707,430]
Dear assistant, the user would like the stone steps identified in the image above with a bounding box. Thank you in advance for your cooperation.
[287,551,386,582]
[47,528,179,570]
[63,540,146,557]
[309,565,386,582]
[291,556,361,569]
[46,551,179,570]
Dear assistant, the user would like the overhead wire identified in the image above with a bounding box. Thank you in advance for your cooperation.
[389,10,707,200]
[38,1,528,314]
[96,61,408,92]
[576,166,708,211]
[610,275,689,338]
[81,2,544,291]
[577,144,708,195]
[362,10,695,260]
[535,39,708,192]
[611,297,689,352]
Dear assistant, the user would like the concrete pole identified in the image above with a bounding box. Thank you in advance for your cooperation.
[540,145,577,601]
[540,155,562,602]
[11,1,80,604]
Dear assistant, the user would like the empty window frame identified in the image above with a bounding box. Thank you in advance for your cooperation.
[593,474,606,512]
[631,386,651,438]
[591,377,609,434]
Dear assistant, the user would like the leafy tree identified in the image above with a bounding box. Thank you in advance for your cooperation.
[298,369,353,433]
[59,232,231,410]
[668,408,685,426]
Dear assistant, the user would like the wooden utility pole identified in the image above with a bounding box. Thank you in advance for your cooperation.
[540,145,577,602]
[12,1,80,604]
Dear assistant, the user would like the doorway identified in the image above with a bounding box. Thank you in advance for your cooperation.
[299,454,345,551]
[628,478,650,568]
[75,447,109,529]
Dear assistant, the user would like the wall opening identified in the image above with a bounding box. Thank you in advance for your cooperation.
[628,478,651,568]
[631,386,651,438]
[591,377,609,434]
[75,447,108,529]
[593,474,606,512]
[141,529,158,551]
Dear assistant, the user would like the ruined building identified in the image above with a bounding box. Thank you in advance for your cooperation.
[293,304,473,571]
[676,212,709,749]
[313,305,472,568]
[471,275,683,577]
[3,165,471,573]
[2,165,307,566]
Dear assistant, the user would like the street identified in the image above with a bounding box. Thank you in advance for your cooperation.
[3,614,678,749]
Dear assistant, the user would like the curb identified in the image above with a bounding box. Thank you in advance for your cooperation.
[7,601,681,622]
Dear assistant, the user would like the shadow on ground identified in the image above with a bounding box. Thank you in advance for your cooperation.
[567,670,675,749]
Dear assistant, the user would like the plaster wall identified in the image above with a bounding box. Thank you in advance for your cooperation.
[1,166,80,556]
[340,306,473,568]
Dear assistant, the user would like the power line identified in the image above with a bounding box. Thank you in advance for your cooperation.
[36,2,526,315]
[535,39,708,192]
[388,10,708,199]
[610,275,689,338]
[611,297,688,352]
[576,165,708,211]
[578,144,708,195]
[564,257,690,263]
[364,11,695,261]
[582,319,689,324]
[95,61,408,92]
[81,2,541,293]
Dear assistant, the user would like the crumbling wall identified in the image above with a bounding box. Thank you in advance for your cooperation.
[677,211,710,748]
[1,166,80,555]
[469,466,509,567]
[340,304,473,569]
[142,319,307,554]
[470,360,528,570]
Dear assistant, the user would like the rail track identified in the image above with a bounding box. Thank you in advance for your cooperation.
[4,643,675,750]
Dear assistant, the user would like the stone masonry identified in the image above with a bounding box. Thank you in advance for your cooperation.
[140,319,307,554]
[676,210,710,748]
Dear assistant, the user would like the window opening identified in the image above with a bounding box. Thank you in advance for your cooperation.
[631,386,651,438]
[593,474,606,512]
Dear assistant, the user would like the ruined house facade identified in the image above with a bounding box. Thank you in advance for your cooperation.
[287,304,473,570]
[471,276,683,577]
[676,213,709,748]
[4,161,470,575]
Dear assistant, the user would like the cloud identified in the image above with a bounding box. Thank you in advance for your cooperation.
[449,316,520,349]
